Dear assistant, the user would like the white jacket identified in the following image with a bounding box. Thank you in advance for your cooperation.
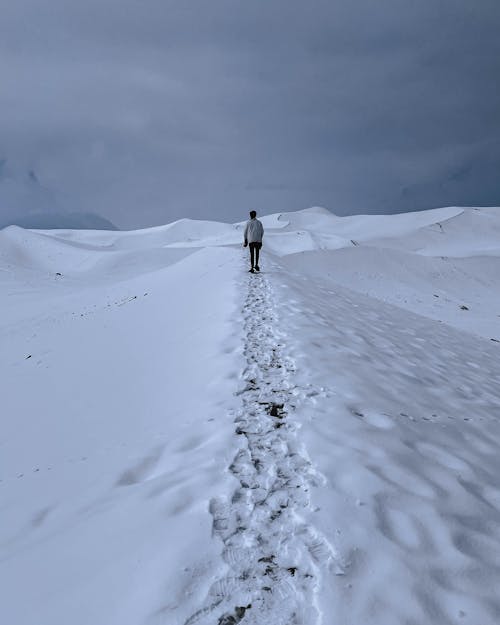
[244,218,264,244]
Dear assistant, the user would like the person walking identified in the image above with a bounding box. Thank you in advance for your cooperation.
[243,210,264,273]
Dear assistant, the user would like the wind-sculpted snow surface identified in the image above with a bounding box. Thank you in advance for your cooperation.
[186,262,342,625]
[272,264,500,624]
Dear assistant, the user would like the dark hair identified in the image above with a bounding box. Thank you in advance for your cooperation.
[249,210,257,218]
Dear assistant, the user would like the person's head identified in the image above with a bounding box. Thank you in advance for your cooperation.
[249,210,257,219]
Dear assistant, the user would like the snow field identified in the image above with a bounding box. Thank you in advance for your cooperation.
[0,244,244,625]
[273,265,500,624]
[1,204,500,624]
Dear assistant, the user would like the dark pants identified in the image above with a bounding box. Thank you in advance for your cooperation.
[249,242,262,267]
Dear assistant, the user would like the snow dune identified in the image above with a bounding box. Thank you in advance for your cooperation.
[1,205,499,625]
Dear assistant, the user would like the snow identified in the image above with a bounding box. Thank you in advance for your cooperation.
[1,205,500,624]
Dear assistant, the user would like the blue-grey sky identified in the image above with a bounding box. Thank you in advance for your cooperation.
[1,0,499,229]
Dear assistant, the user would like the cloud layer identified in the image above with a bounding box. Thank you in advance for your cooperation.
[1,0,499,228]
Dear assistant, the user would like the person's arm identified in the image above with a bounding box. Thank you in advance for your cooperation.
[243,222,248,246]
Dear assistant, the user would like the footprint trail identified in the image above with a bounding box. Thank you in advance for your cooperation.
[185,267,340,625]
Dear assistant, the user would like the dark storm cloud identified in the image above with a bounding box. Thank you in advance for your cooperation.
[1,0,499,228]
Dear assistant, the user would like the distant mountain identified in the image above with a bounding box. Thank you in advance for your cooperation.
[0,161,117,231]
[1,211,118,231]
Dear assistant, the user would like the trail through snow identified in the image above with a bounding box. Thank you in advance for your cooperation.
[186,258,341,625]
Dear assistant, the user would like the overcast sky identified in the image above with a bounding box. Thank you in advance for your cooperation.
[1,0,499,229]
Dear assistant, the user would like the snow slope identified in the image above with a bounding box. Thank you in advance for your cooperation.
[0,233,242,624]
[1,205,500,625]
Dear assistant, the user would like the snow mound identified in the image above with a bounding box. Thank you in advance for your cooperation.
[0,226,101,274]
[255,206,481,257]
[116,218,238,249]
[368,207,500,257]
[273,206,500,339]
[0,224,197,278]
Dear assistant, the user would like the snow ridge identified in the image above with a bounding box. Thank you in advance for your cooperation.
[185,263,341,625]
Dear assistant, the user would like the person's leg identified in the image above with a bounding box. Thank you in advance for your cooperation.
[249,243,255,268]
[255,244,260,268]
